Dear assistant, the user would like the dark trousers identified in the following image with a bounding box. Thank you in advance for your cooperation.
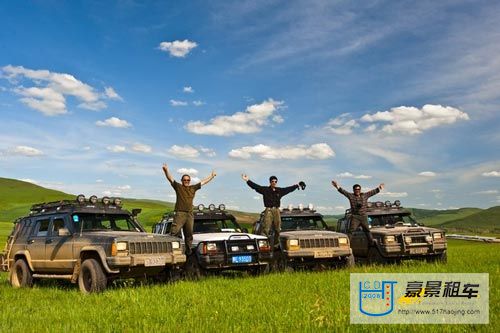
[170,211,194,254]
[261,208,281,248]
[349,214,374,243]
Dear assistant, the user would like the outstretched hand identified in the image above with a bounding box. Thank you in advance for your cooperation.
[379,183,385,191]
[331,180,339,189]
[162,163,168,171]
[211,170,217,178]
[241,174,249,182]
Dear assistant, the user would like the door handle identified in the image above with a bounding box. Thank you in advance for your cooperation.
[46,239,53,244]
[28,239,35,244]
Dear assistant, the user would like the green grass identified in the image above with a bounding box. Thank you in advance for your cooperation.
[417,208,482,226]
[0,240,498,332]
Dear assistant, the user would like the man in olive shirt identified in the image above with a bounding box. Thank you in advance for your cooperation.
[162,164,216,254]
[331,180,384,245]
[242,174,305,248]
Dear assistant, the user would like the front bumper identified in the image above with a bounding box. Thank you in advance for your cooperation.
[283,247,352,263]
[198,251,272,270]
[107,252,186,268]
[380,241,447,258]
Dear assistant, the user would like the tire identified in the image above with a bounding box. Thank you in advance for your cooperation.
[273,251,293,273]
[10,259,33,288]
[427,251,447,263]
[184,254,205,280]
[367,246,387,264]
[344,254,355,268]
[249,264,269,276]
[78,259,107,294]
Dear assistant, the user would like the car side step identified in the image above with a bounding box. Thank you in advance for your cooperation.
[32,274,73,280]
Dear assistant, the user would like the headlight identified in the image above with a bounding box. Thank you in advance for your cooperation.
[287,239,300,250]
[338,237,349,245]
[425,235,433,243]
[404,236,412,244]
[172,241,180,249]
[384,236,396,244]
[206,242,217,251]
[433,233,442,240]
[258,240,269,248]
[247,245,255,250]
[116,242,127,251]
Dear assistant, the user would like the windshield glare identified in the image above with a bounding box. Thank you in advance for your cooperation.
[368,214,418,227]
[281,216,325,231]
[73,213,142,232]
[193,219,241,233]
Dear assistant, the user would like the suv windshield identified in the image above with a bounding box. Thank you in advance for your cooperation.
[73,213,143,232]
[281,216,326,231]
[368,214,419,227]
[193,218,241,233]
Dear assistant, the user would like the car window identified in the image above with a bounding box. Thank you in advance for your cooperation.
[51,218,66,236]
[281,216,325,231]
[73,214,142,232]
[34,218,50,237]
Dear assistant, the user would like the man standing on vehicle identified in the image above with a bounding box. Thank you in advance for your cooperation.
[162,164,216,254]
[331,180,384,245]
[242,174,306,248]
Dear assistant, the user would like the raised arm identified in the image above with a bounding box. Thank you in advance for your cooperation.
[200,170,216,186]
[332,180,350,197]
[242,174,265,193]
[162,164,174,184]
[280,184,299,196]
[366,183,384,198]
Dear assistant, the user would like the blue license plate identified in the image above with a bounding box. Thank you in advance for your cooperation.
[232,255,252,264]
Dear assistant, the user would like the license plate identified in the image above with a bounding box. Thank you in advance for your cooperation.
[232,255,252,264]
[314,251,333,258]
[410,247,428,254]
[144,256,166,267]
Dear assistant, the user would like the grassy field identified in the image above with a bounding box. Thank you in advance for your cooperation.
[0,239,498,332]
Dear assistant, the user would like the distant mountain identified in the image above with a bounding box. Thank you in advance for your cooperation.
[439,206,500,234]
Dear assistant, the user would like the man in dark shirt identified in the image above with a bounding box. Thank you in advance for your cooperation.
[331,180,384,245]
[242,174,304,247]
[162,164,216,254]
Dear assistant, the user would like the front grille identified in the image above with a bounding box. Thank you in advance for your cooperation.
[128,241,172,254]
[299,238,339,248]
[408,236,427,243]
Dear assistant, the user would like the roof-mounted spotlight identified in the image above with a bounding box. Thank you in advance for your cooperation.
[288,204,293,211]
[197,204,205,211]
[308,203,314,211]
[76,194,86,204]
[375,201,383,208]
[394,200,401,207]
[384,200,392,207]
[113,198,122,207]
[208,204,216,211]
[89,195,98,205]
[367,202,373,208]
[218,204,226,211]
[298,203,304,211]
[102,197,110,205]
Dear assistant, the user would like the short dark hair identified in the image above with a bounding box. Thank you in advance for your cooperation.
[269,176,278,182]
[181,174,191,181]
[353,184,361,190]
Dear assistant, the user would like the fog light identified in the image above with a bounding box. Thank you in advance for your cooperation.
[405,236,412,244]
[172,242,180,249]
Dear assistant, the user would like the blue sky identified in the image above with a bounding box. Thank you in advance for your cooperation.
[0,0,499,213]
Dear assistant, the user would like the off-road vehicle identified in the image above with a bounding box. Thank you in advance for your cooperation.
[0,195,186,293]
[152,204,272,278]
[254,205,354,270]
[336,200,447,263]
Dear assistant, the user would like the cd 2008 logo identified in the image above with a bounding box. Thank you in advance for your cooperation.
[358,280,397,316]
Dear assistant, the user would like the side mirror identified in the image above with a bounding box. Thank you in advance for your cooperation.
[132,208,142,216]
[58,227,71,236]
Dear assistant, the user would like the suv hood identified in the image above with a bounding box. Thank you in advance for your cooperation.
[370,226,443,235]
[81,231,180,242]
[281,230,346,238]
[193,232,267,243]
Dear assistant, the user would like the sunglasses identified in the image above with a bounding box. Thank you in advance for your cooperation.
[182,178,191,182]
[271,180,277,183]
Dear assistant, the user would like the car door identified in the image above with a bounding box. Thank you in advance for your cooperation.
[45,215,76,272]
[27,217,51,271]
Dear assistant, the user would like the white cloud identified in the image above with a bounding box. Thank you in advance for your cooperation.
[96,179,103,183]
[117,185,131,191]
[107,145,126,153]
[474,190,498,195]
[193,100,204,106]
[1,65,108,115]
[229,143,334,160]
[96,117,132,128]
[377,191,408,198]
[337,172,372,179]
[170,99,188,107]
[482,171,500,177]
[9,145,44,157]
[186,99,284,136]
[183,86,194,93]
[131,143,152,153]
[104,87,123,101]
[200,147,216,157]
[418,171,437,177]
[167,145,200,159]
[361,104,469,135]
[272,115,284,124]
[177,168,199,176]
[159,39,198,57]
[325,113,359,135]
[430,189,441,193]
[83,146,91,151]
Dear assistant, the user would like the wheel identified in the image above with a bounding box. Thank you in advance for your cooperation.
[249,264,269,276]
[272,251,293,273]
[78,259,107,293]
[344,254,355,268]
[10,259,33,288]
[184,254,205,280]
[367,246,387,264]
[427,251,447,263]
